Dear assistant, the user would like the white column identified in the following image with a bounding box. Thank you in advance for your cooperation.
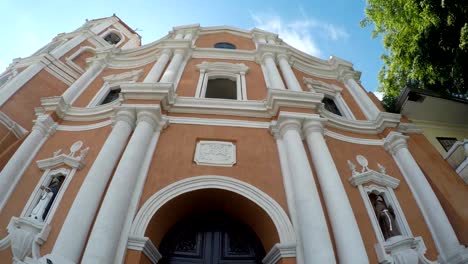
[50,34,87,59]
[82,107,165,264]
[143,49,172,83]
[62,59,106,104]
[262,52,286,90]
[275,138,304,264]
[342,74,380,120]
[159,49,185,83]
[384,132,468,264]
[0,115,56,211]
[277,54,302,92]
[271,112,335,263]
[303,119,368,264]
[0,63,44,107]
[43,108,136,264]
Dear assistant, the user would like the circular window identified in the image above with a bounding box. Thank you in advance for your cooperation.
[214,42,236,49]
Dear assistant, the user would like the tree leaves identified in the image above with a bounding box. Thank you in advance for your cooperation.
[362,0,468,110]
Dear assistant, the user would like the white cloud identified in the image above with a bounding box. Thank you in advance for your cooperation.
[250,12,348,57]
[373,91,384,101]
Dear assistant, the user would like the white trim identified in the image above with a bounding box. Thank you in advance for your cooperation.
[129,175,296,245]
[195,61,249,100]
[127,236,161,264]
[65,46,97,74]
[87,69,143,107]
[56,119,112,131]
[324,129,384,145]
[0,111,28,139]
[168,116,270,128]
[349,170,400,189]
[262,243,297,264]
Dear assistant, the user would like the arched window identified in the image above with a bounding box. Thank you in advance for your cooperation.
[214,42,236,49]
[104,32,121,45]
[323,97,342,116]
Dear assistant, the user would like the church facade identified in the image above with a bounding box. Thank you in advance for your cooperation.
[0,15,466,264]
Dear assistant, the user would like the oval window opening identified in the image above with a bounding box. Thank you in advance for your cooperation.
[214,42,236,49]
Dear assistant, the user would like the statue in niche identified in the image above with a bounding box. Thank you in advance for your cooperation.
[369,193,401,240]
[29,175,65,222]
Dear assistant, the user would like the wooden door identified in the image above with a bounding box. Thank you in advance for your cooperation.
[159,213,265,264]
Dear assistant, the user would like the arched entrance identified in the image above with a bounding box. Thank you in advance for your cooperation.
[159,212,265,264]
[127,176,297,264]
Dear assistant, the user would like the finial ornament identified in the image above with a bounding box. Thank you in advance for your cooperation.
[347,160,358,175]
[356,155,369,173]
[377,163,386,174]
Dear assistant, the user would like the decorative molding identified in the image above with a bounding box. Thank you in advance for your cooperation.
[397,122,424,134]
[323,111,401,134]
[375,236,436,264]
[6,217,50,263]
[349,170,400,189]
[127,236,162,264]
[36,140,89,170]
[324,129,384,146]
[262,243,297,264]
[0,111,28,139]
[194,141,236,167]
[168,116,270,129]
[56,119,112,131]
[129,176,296,245]
[196,61,249,74]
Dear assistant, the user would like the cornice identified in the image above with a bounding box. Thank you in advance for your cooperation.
[321,109,401,134]
[348,170,400,189]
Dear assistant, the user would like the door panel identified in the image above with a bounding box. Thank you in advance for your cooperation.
[159,213,265,264]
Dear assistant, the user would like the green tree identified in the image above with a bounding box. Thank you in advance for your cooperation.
[361,0,468,110]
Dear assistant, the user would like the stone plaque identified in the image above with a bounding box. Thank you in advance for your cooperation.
[194,141,236,167]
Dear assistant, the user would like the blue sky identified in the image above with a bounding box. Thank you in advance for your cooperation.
[0,0,385,97]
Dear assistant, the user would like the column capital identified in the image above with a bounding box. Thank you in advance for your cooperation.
[32,115,57,137]
[270,111,320,139]
[260,52,276,62]
[160,48,172,57]
[303,118,327,136]
[112,107,136,129]
[383,131,409,155]
[173,48,186,56]
[136,106,168,132]
[276,53,290,62]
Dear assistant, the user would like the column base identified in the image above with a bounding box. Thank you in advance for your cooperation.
[38,254,76,264]
[440,246,468,264]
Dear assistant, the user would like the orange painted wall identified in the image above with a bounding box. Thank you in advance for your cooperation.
[138,124,289,248]
[0,70,68,130]
[195,32,256,50]
[325,136,438,262]
[0,125,111,256]
[176,58,267,100]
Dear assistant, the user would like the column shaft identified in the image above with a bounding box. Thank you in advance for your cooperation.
[305,125,368,263]
[344,77,380,120]
[82,116,157,263]
[278,55,302,91]
[394,146,463,261]
[0,116,55,211]
[263,54,285,90]
[276,139,304,264]
[159,50,184,83]
[143,50,171,83]
[49,115,134,263]
[282,127,335,263]
[62,60,105,104]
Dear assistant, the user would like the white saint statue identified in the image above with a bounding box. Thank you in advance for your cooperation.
[29,186,53,222]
